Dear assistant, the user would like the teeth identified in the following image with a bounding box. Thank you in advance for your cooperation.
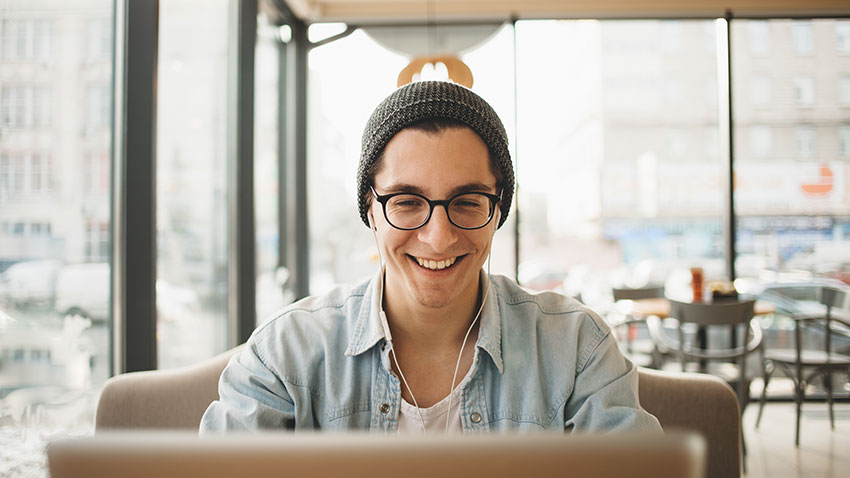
[416,256,456,270]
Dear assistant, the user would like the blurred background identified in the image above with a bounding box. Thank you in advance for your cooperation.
[1,0,849,475]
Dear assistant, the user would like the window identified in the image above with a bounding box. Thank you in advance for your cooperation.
[0,153,23,198]
[0,1,114,459]
[1,86,51,128]
[837,20,850,53]
[86,85,110,130]
[30,222,51,236]
[516,19,722,302]
[29,152,51,193]
[1,18,51,61]
[792,21,813,54]
[748,21,770,55]
[750,126,773,158]
[795,126,816,159]
[156,0,230,368]
[85,222,110,261]
[839,125,850,157]
[85,153,109,194]
[750,75,772,105]
[0,152,52,198]
[254,13,289,322]
[793,76,815,106]
[733,19,850,280]
[840,75,850,105]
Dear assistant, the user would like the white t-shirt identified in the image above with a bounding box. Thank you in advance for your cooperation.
[396,367,473,434]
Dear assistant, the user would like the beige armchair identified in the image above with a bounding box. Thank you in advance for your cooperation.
[96,348,741,478]
[95,345,244,430]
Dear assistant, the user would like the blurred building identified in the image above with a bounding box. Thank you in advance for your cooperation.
[0,1,111,269]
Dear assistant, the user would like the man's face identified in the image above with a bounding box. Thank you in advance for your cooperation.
[370,126,499,313]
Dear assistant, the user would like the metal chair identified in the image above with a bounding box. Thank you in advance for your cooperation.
[609,286,666,368]
[648,299,762,472]
[648,300,762,411]
[755,287,850,446]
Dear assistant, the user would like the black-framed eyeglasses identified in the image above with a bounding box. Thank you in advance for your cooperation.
[370,186,502,231]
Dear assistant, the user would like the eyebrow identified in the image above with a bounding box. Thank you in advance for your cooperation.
[378,182,498,197]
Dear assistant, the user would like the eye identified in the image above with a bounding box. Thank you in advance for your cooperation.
[452,194,488,209]
[388,195,426,209]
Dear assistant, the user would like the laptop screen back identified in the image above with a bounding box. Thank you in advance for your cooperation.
[47,431,706,478]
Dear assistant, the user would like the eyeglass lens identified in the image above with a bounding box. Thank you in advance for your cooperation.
[385,193,493,229]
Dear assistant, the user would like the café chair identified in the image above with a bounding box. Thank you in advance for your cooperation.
[610,285,666,368]
[755,287,850,446]
[647,299,762,411]
[647,299,761,471]
[95,346,743,478]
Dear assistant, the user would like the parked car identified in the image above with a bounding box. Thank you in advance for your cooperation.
[0,260,61,311]
[54,263,110,322]
[53,262,200,324]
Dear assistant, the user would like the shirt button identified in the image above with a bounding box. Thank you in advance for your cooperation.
[470,412,482,423]
[380,403,390,413]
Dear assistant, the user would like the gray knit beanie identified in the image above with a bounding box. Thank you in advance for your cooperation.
[357,81,514,229]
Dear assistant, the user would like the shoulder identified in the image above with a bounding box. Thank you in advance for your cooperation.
[248,279,370,360]
[490,274,609,334]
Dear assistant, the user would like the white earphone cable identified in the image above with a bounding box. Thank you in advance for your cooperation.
[443,251,491,433]
[370,215,427,433]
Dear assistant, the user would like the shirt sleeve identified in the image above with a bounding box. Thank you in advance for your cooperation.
[199,341,297,433]
[563,321,662,433]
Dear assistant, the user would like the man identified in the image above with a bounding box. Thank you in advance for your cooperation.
[200,81,660,433]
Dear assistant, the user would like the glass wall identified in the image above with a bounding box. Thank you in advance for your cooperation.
[0,0,113,470]
[515,20,724,307]
[255,14,290,323]
[307,24,516,294]
[156,0,230,368]
[732,19,850,284]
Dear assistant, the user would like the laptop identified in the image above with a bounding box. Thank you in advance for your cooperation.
[47,431,705,478]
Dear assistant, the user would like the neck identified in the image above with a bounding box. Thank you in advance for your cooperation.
[382,271,483,351]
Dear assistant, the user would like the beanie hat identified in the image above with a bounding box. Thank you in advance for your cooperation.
[357,81,514,229]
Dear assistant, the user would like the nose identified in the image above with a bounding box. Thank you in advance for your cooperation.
[417,205,458,252]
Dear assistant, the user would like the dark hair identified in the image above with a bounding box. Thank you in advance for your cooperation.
[365,118,505,203]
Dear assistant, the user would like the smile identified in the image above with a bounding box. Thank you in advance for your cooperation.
[414,256,459,271]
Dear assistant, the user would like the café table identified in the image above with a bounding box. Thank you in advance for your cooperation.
[626,297,776,319]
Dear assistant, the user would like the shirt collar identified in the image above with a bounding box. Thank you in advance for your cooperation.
[344,268,505,374]
[344,268,387,357]
[474,271,504,373]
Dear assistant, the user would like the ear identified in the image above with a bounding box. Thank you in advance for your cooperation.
[368,212,377,231]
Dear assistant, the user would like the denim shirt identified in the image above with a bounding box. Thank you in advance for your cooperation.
[200,271,661,433]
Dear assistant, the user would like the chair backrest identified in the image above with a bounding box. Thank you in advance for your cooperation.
[95,348,741,478]
[821,287,848,312]
[613,286,665,301]
[666,299,760,411]
[810,287,850,357]
[638,367,741,478]
[669,299,755,327]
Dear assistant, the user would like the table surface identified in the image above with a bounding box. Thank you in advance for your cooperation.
[626,298,776,319]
